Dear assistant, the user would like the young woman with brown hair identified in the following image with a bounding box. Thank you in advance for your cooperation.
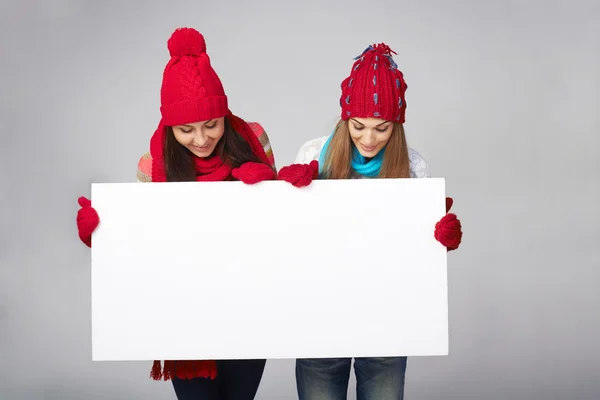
[277,43,463,399]
[75,27,276,400]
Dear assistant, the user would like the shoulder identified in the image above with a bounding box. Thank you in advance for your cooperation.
[246,121,276,169]
[294,136,329,164]
[246,121,266,139]
[407,147,431,178]
[246,121,272,150]
[136,152,153,182]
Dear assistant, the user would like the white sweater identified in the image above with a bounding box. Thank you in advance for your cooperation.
[293,135,431,179]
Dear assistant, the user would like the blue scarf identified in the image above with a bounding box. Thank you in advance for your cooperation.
[318,133,385,178]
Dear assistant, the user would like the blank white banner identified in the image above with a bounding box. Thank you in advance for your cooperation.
[90,178,448,361]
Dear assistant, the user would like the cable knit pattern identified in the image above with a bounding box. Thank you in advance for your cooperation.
[159,28,228,126]
[294,135,431,178]
[137,122,275,182]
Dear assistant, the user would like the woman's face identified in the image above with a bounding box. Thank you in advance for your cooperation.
[172,117,225,158]
[348,117,393,158]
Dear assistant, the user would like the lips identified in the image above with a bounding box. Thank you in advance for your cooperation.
[361,144,377,152]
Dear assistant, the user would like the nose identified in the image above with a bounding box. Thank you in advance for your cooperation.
[363,130,376,145]
[194,129,208,144]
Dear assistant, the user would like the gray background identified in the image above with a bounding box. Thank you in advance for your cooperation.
[1,0,599,399]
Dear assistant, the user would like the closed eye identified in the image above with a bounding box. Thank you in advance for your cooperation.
[353,125,389,132]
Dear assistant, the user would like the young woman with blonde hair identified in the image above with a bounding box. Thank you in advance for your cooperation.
[278,43,463,399]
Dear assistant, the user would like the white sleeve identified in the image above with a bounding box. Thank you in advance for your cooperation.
[408,148,431,178]
[293,136,329,164]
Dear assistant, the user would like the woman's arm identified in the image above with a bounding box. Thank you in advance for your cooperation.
[136,152,153,182]
[248,122,277,171]
[293,136,328,165]
[408,148,431,178]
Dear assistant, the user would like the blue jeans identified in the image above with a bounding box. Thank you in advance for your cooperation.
[171,359,266,400]
[295,357,407,400]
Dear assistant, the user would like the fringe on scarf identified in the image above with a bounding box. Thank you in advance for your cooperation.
[150,360,218,381]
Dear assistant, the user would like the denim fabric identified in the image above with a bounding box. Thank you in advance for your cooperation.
[295,357,407,400]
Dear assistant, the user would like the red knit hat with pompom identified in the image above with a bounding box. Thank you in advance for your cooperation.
[148,27,270,183]
[160,27,229,125]
[340,43,408,123]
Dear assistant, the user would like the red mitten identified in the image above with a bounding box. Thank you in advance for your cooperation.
[278,160,319,188]
[77,196,99,248]
[434,197,462,251]
[231,162,276,184]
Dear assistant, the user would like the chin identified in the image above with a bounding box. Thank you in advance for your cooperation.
[357,148,381,158]
[190,146,215,158]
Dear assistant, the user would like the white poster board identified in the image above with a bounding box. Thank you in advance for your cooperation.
[90,178,448,361]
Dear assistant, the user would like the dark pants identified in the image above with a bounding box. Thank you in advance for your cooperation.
[296,357,407,400]
[171,359,266,400]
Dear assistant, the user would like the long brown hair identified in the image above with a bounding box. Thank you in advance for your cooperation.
[320,119,410,179]
[163,116,270,182]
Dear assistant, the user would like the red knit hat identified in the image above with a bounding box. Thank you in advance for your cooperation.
[148,27,270,182]
[340,43,408,123]
[160,27,228,125]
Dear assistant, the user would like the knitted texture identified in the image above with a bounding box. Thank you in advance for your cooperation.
[160,27,228,126]
[232,162,276,183]
[76,197,99,247]
[139,122,276,182]
[278,160,319,187]
[434,198,463,251]
[340,43,408,123]
[149,114,271,183]
[192,155,231,181]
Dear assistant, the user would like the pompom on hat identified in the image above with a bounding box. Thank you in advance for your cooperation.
[339,43,408,123]
[167,27,207,57]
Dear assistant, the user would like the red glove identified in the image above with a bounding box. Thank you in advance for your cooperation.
[231,162,276,184]
[278,160,319,188]
[434,197,462,251]
[77,196,99,248]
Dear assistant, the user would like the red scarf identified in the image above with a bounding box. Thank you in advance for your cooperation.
[150,112,270,183]
[147,112,271,381]
[193,154,232,181]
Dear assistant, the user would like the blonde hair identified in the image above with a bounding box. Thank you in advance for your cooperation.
[320,119,410,179]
